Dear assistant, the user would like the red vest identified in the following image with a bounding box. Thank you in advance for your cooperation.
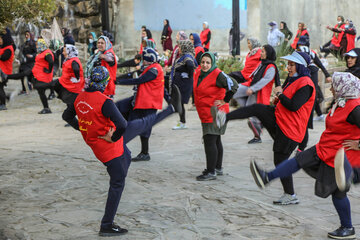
[0,45,14,75]
[195,46,205,63]
[242,64,276,105]
[291,29,309,49]
[102,48,117,96]
[331,24,345,47]
[32,49,54,83]
[193,68,229,123]
[241,49,261,82]
[275,76,315,143]
[59,57,85,93]
[134,63,164,110]
[200,29,211,49]
[74,91,124,163]
[316,98,360,168]
[346,31,356,52]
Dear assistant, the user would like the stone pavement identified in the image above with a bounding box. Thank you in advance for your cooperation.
[1,81,359,240]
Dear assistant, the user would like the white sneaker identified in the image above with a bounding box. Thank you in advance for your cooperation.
[313,115,325,121]
[172,122,187,130]
[273,193,299,205]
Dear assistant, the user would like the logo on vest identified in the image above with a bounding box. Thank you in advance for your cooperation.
[76,101,93,114]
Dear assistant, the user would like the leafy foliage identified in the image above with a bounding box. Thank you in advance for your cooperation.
[0,0,56,29]
[217,56,244,74]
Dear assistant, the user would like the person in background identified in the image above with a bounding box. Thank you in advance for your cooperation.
[200,22,211,52]
[88,32,97,56]
[190,33,205,65]
[228,23,245,55]
[290,22,309,50]
[85,36,117,98]
[165,31,188,72]
[344,48,360,78]
[101,30,114,44]
[250,72,360,240]
[229,37,262,84]
[62,28,75,45]
[161,19,173,52]
[320,15,346,58]
[279,21,293,50]
[335,19,356,54]
[0,30,15,110]
[267,21,285,49]
[4,30,36,95]
[194,52,238,181]
[31,38,54,114]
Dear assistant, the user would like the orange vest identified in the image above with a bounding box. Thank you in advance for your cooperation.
[0,45,14,75]
[134,63,164,110]
[74,91,124,163]
[32,49,54,83]
[275,76,315,143]
[291,29,309,49]
[331,24,346,47]
[316,98,360,168]
[200,28,211,49]
[193,68,229,123]
[102,48,117,96]
[59,57,85,93]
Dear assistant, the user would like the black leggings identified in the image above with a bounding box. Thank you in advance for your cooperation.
[227,104,298,194]
[0,83,6,105]
[180,103,186,123]
[7,65,33,92]
[37,87,49,109]
[203,134,223,172]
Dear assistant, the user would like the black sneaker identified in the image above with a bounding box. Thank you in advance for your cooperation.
[328,226,355,239]
[250,160,269,189]
[99,223,128,237]
[170,85,183,116]
[48,92,55,100]
[248,138,262,144]
[132,152,150,162]
[38,108,52,114]
[335,148,353,192]
[215,168,223,176]
[196,169,216,181]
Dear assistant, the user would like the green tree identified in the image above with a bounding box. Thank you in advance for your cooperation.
[0,0,56,29]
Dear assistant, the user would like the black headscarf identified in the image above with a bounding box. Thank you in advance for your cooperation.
[345,48,360,78]
[146,29,153,39]
[280,21,289,31]
[251,44,280,87]
[0,28,15,49]
[161,19,170,38]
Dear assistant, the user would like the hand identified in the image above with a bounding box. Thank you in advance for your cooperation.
[98,127,115,143]
[272,97,279,105]
[26,54,33,58]
[343,140,360,151]
[274,86,283,95]
[70,77,80,83]
[164,66,168,72]
[214,100,225,107]
[181,72,189,78]
[246,88,254,96]
[284,39,288,42]
[326,26,331,30]
[326,77,332,83]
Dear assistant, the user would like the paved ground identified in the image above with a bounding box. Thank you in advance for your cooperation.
[1,81,360,240]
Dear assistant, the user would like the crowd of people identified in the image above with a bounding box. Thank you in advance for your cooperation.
[0,16,360,239]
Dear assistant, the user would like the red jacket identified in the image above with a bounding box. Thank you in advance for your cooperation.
[240,49,261,82]
[74,91,124,163]
[200,28,211,49]
[59,57,85,93]
[331,24,346,47]
[102,48,117,96]
[275,76,315,143]
[134,63,164,110]
[193,67,229,123]
[291,29,309,49]
[32,49,54,83]
[242,64,276,105]
[316,98,360,168]
[346,30,356,52]
[0,45,14,75]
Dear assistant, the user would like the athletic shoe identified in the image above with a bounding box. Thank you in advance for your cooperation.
[48,92,56,100]
[273,193,299,205]
[172,122,187,130]
[0,104,7,111]
[196,169,216,181]
[131,152,150,162]
[215,168,223,176]
[314,114,325,121]
[328,226,355,239]
[38,108,52,114]
[210,106,226,129]
[247,119,262,139]
[99,223,128,237]
[334,148,353,192]
[169,85,182,115]
[250,160,269,189]
[248,138,262,144]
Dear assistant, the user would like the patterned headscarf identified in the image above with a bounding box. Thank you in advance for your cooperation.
[178,40,195,57]
[171,40,197,81]
[142,47,159,63]
[145,39,156,49]
[98,35,112,52]
[37,38,48,53]
[178,31,188,41]
[330,72,360,116]
[85,66,110,92]
[64,44,78,63]
[85,36,112,78]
